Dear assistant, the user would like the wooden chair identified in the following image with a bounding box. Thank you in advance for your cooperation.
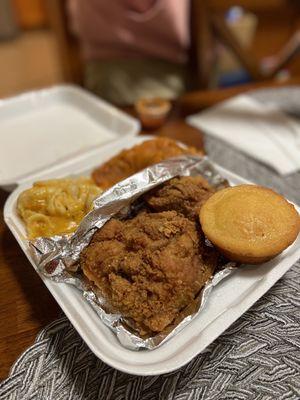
[46,0,300,91]
[46,0,83,84]
[190,0,300,88]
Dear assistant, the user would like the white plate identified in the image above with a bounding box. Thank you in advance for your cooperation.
[4,135,300,375]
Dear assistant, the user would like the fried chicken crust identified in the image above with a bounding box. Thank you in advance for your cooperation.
[91,137,204,189]
[80,211,217,335]
[145,176,216,220]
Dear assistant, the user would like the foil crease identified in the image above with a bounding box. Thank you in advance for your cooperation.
[30,155,237,350]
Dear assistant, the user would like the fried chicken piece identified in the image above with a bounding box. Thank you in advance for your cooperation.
[91,137,204,189]
[145,176,216,220]
[80,211,218,336]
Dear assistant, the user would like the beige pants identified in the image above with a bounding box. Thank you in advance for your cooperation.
[84,59,187,106]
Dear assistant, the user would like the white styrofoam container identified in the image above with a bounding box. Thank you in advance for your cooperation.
[3,86,300,376]
[0,85,140,191]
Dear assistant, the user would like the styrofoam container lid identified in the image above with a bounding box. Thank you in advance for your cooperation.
[0,85,140,190]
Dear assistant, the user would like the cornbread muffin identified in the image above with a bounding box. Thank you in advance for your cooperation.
[199,185,300,264]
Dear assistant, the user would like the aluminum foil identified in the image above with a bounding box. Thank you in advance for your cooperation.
[30,155,237,350]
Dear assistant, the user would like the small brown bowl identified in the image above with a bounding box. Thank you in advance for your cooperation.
[135,97,171,130]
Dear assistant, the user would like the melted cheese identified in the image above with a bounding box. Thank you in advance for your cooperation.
[17,178,102,239]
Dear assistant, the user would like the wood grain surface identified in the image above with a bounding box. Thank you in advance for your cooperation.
[1,80,299,381]
[0,189,60,380]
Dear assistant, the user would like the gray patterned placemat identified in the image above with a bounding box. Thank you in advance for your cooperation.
[1,87,300,400]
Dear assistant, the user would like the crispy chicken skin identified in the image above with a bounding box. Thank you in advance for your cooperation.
[91,137,204,189]
[81,210,218,335]
[145,176,216,220]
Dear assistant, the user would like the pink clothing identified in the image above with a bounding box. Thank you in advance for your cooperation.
[67,0,190,64]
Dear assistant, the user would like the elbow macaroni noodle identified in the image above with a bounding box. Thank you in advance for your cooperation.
[17,178,102,239]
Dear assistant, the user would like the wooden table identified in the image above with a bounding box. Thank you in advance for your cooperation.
[1,79,299,380]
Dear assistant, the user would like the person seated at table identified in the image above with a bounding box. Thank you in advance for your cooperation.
[67,0,190,105]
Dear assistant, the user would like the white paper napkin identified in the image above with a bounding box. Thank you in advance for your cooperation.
[187,95,300,175]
